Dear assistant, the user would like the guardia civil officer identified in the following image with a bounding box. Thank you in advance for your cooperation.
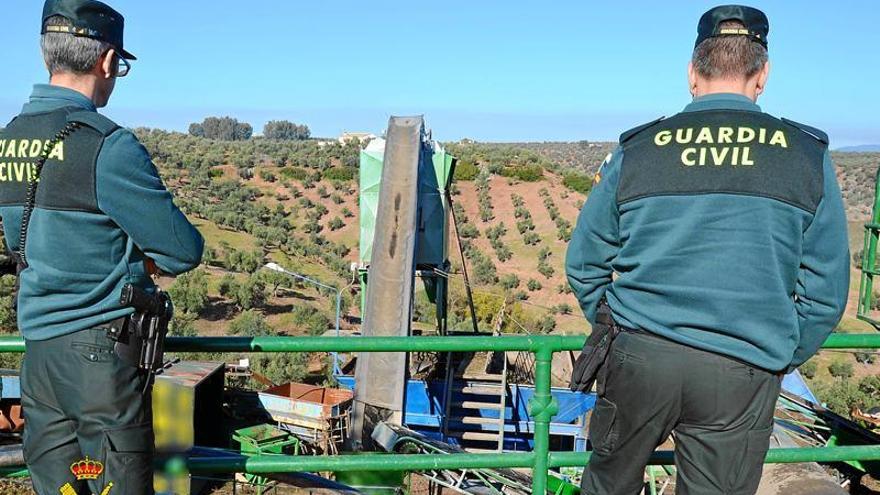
[566,5,848,494]
[0,1,204,493]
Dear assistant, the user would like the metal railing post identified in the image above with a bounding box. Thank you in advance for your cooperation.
[529,345,558,494]
[857,167,880,325]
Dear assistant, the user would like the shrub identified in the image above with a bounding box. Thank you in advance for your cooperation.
[218,274,236,296]
[258,169,277,183]
[329,217,345,231]
[250,352,309,386]
[556,283,572,295]
[516,219,534,234]
[291,306,332,336]
[537,314,556,333]
[280,167,309,181]
[554,303,573,315]
[323,167,358,182]
[563,171,593,194]
[813,378,872,415]
[538,247,551,262]
[168,268,209,315]
[500,274,520,290]
[527,279,542,291]
[237,167,254,180]
[829,359,854,379]
[225,249,263,273]
[494,245,513,262]
[523,232,541,246]
[169,314,198,337]
[459,223,480,239]
[799,360,818,379]
[486,223,506,241]
[538,261,555,279]
[454,161,480,181]
[557,226,572,242]
[469,249,498,285]
[228,309,272,336]
[501,163,543,182]
[224,274,267,310]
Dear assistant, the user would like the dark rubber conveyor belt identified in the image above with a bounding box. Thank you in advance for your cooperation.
[350,116,425,450]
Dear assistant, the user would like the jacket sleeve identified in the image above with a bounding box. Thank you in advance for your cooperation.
[790,150,849,368]
[565,148,623,324]
[96,129,204,275]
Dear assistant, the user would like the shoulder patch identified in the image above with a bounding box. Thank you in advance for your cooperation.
[67,111,119,137]
[619,117,665,144]
[594,152,612,185]
[781,118,829,145]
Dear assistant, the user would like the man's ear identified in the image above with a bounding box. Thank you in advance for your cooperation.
[99,48,116,79]
[755,60,770,97]
[687,61,698,97]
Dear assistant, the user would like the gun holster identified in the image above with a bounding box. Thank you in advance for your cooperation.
[569,299,620,394]
[107,286,173,380]
[106,315,148,370]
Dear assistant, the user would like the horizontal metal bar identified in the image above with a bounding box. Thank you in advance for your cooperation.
[0,333,877,355]
[3,446,880,478]
[821,333,880,349]
[187,452,536,473]
[0,335,584,354]
[0,467,28,478]
[550,445,880,467]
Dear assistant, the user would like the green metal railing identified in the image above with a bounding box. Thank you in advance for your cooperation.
[858,168,880,327]
[2,333,880,492]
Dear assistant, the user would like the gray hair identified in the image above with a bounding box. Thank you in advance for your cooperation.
[692,20,768,79]
[41,15,111,75]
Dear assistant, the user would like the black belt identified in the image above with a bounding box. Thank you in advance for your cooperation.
[615,323,782,376]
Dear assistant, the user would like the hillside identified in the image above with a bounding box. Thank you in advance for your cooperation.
[138,131,594,343]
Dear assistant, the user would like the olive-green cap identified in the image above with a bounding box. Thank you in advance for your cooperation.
[41,0,136,60]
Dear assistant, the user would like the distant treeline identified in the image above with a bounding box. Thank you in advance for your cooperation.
[187,117,312,142]
[136,127,360,172]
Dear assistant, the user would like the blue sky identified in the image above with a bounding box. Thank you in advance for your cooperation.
[1,1,878,146]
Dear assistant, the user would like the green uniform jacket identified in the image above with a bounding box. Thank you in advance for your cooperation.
[0,84,203,340]
[565,93,849,372]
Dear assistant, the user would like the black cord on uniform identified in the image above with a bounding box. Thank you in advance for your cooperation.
[17,121,81,268]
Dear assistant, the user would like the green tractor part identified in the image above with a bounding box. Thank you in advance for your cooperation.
[333,453,408,495]
[233,424,302,494]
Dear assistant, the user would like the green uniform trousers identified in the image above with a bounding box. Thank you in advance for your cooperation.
[21,326,154,495]
[581,329,782,495]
